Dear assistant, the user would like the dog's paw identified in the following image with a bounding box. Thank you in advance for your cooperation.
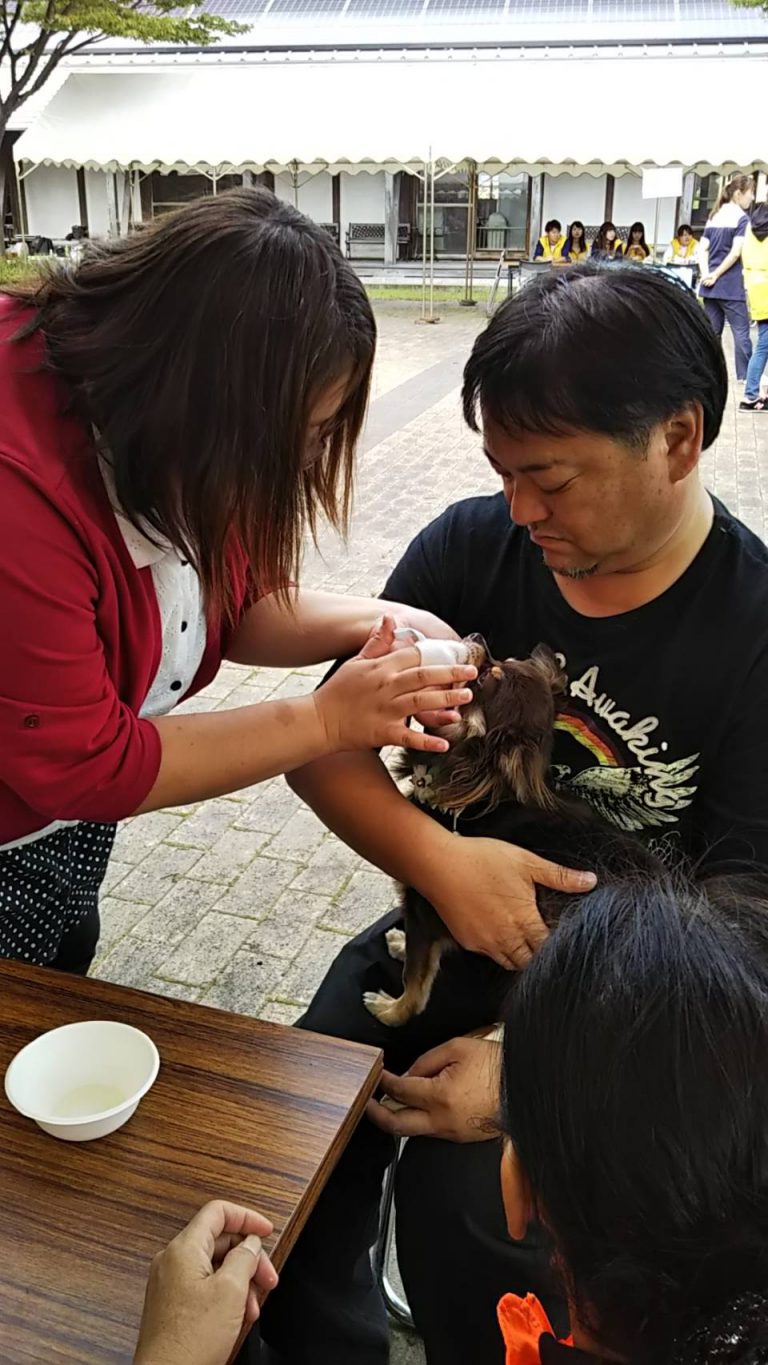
[385,928,406,962]
[363,990,407,1026]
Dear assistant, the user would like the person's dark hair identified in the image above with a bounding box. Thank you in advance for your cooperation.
[592,221,622,256]
[544,219,562,235]
[714,173,754,214]
[627,220,649,256]
[676,223,694,238]
[4,188,376,618]
[462,260,727,451]
[563,220,586,255]
[500,872,768,1364]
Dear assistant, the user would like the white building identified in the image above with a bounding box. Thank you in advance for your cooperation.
[6,0,768,260]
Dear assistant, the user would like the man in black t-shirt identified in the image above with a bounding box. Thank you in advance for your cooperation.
[259,264,768,1365]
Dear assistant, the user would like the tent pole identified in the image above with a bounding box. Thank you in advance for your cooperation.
[421,161,428,322]
[461,163,477,307]
[429,152,436,321]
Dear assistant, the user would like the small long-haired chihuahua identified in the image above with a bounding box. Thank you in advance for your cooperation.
[363,637,659,1026]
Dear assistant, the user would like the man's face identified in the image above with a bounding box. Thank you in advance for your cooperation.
[483,415,688,579]
[548,226,561,245]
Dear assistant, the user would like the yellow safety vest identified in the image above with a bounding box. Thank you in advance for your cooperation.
[538,234,566,261]
[625,243,650,261]
[670,237,697,260]
[566,244,589,262]
[742,228,768,322]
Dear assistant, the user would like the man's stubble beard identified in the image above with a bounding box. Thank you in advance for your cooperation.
[552,563,600,580]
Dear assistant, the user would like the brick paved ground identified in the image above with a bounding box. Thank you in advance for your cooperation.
[92,302,767,1361]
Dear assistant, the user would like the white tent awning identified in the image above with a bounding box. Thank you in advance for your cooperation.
[13,54,768,175]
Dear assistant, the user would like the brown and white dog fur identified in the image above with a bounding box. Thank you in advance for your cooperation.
[363,638,658,1026]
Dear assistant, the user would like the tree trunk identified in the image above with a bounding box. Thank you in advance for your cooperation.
[0,157,7,257]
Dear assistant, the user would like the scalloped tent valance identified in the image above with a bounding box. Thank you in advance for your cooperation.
[14,57,768,177]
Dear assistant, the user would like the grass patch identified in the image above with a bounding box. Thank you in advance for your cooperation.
[0,255,40,285]
[365,283,496,302]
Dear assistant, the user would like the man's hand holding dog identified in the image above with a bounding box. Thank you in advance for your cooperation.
[428,836,596,970]
[367,1037,501,1143]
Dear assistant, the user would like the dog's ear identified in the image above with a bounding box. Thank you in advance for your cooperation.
[496,741,556,811]
[433,731,556,814]
[531,643,568,699]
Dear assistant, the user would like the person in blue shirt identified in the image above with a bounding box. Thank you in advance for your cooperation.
[699,174,755,383]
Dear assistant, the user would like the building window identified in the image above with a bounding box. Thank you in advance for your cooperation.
[416,168,530,257]
[477,172,530,253]
[691,173,721,231]
[148,171,241,217]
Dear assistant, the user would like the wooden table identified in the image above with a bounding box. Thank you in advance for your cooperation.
[0,962,382,1363]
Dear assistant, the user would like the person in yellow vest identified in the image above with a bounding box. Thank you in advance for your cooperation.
[664,222,698,264]
[561,220,589,264]
[533,219,566,262]
[740,201,768,413]
[590,221,624,259]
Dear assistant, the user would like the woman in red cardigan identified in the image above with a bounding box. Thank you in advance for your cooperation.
[0,189,473,973]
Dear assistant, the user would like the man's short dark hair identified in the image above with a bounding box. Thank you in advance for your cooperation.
[463,261,727,451]
[544,219,562,233]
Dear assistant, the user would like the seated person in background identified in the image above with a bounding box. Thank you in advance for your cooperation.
[561,220,588,264]
[533,220,566,262]
[624,220,651,262]
[590,221,623,257]
[665,222,698,263]
[258,262,768,1365]
[497,871,768,1365]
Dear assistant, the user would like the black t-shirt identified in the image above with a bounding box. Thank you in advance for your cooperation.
[382,492,768,873]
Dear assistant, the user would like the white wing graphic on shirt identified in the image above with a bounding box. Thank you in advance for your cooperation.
[551,755,700,832]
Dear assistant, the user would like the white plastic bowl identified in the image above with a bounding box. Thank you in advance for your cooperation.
[4,1020,160,1142]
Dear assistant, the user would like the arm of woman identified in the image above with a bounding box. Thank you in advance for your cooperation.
[0,471,473,824]
[703,235,744,287]
[226,588,459,668]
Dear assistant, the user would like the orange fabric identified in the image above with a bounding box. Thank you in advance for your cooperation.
[497,1293,574,1365]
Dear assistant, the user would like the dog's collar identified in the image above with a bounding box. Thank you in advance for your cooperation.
[410,754,446,803]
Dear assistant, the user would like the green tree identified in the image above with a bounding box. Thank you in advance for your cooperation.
[1,0,244,244]
[731,0,768,12]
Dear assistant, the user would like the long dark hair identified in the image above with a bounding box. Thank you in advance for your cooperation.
[5,188,376,618]
[564,221,586,256]
[592,221,622,256]
[500,872,768,1363]
[626,220,649,256]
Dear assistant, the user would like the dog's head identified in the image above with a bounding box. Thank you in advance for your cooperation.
[426,639,568,814]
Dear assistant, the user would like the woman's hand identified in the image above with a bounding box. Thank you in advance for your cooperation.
[133,1202,278,1365]
[425,837,596,970]
[313,615,476,755]
[367,1037,502,1143]
[702,273,718,288]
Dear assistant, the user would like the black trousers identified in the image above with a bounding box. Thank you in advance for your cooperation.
[50,904,101,975]
[258,910,566,1364]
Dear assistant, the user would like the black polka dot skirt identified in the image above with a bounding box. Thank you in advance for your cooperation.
[0,822,116,966]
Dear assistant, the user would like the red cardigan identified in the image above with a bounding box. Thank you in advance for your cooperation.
[0,296,253,844]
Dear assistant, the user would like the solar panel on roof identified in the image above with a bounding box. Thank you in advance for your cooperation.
[204,0,270,14]
[269,0,347,11]
[426,0,505,11]
[344,0,426,13]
